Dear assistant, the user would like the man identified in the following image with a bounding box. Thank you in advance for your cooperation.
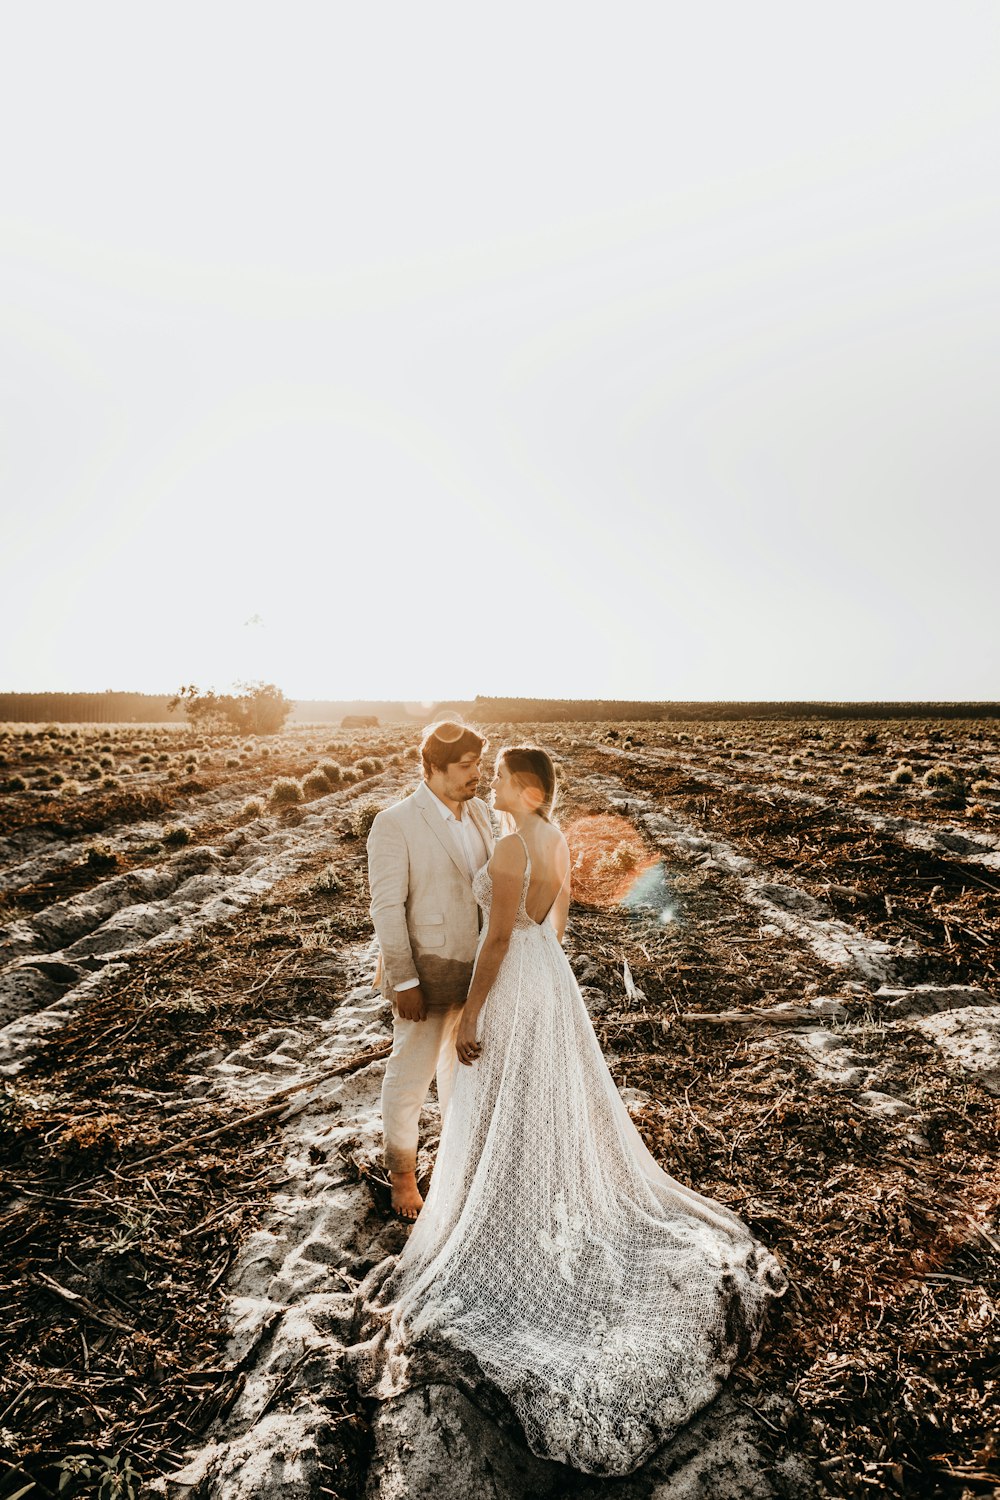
[367,720,494,1220]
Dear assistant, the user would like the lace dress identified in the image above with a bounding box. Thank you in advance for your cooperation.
[347,833,789,1476]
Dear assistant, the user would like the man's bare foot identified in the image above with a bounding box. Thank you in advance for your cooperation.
[390,1171,423,1222]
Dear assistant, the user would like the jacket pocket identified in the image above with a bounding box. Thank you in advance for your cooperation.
[414,913,445,948]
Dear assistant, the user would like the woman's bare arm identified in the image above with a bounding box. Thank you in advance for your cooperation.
[456,835,526,1062]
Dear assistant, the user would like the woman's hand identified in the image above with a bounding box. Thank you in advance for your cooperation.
[456,1007,482,1066]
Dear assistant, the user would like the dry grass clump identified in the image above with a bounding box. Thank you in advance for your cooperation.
[854,783,882,801]
[594,840,640,877]
[318,760,344,786]
[239,797,265,822]
[163,824,191,847]
[267,777,304,808]
[889,764,915,785]
[344,798,384,838]
[301,767,332,798]
[923,763,958,788]
[971,779,995,797]
[85,843,118,873]
[311,862,343,894]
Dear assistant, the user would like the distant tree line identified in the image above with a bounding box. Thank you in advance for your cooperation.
[3,691,997,726]
[444,697,1000,723]
[0,692,184,724]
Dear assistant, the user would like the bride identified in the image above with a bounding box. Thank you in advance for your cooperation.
[348,745,789,1476]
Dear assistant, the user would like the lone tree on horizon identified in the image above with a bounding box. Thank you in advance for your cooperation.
[168,680,293,736]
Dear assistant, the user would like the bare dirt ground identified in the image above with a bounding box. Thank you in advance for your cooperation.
[1,718,997,1500]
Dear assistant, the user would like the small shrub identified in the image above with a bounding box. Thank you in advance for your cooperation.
[85,844,118,873]
[923,764,957,789]
[345,799,384,838]
[302,767,332,798]
[225,755,241,768]
[789,756,803,767]
[593,840,641,876]
[99,755,115,770]
[889,765,914,785]
[319,760,344,786]
[971,779,994,796]
[405,746,420,761]
[855,783,881,801]
[312,862,343,894]
[240,797,265,822]
[6,775,27,791]
[268,776,305,808]
[102,775,121,789]
[965,803,987,819]
[163,824,191,847]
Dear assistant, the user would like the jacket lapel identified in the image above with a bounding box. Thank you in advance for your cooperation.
[416,798,471,881]
[468,797,495,858]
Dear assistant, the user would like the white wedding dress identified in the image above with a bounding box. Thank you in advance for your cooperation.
[348,833,789,1476]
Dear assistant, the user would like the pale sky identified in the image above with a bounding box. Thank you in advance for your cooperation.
[3,2,998,704]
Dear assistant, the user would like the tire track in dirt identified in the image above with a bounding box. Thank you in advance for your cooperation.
[586,764,910,984]
[0,776,404,1077]
[574,762,1000,1135]
[601,743,1000,872]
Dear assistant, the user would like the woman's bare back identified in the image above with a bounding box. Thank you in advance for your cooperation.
[516,821,571,925]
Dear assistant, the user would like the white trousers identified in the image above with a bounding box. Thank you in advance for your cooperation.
[381,1005,463,1173]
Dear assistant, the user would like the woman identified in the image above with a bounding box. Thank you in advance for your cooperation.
[349,745,789,1476]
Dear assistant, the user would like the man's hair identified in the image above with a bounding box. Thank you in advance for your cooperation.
[420,720,488,779]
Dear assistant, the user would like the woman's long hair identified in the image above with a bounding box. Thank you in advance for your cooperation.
[495,745,558,835]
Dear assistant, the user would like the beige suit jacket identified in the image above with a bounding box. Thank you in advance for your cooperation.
[367,785,496,1010]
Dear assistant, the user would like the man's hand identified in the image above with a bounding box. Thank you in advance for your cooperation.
[395,985,428,1022]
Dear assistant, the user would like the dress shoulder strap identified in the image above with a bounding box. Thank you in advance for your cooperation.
[512,828,531,877]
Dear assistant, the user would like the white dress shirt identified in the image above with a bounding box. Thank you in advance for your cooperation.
[395,781,488,991]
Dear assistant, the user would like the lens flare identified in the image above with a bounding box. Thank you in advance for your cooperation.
[563,814,666,913]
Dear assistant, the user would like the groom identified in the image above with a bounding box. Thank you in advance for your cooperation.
[366,720,494,1220]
